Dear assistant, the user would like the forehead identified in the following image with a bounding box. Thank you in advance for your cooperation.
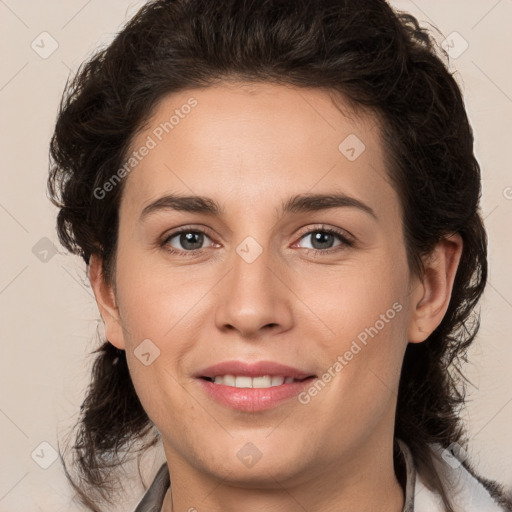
[121,82,397,220]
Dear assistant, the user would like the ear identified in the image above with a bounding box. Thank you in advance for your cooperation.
[88,254,126,350]
[408,234,463,343]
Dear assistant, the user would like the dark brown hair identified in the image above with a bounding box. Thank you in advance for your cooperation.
[48,0,508,510]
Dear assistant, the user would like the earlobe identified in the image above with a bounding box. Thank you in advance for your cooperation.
[408,234,463,343]
[88,254,126,350]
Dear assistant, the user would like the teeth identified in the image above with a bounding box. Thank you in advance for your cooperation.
[271,375,285,386]
[235,376,253,388]
[222,375,236,386]
[211,375,300,388]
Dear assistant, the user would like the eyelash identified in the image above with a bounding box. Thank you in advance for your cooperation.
[160,224,354,258]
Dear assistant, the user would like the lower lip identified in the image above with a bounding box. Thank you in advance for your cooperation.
[196,377,316,412]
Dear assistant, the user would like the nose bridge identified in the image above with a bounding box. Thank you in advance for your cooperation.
[214,233,293,336]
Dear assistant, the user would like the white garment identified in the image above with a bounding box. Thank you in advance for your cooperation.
[410,442,510,511]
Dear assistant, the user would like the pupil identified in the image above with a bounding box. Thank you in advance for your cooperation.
[312,232,333,249]
[181,232,203,250]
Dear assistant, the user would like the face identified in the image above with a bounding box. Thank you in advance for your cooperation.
[95,82,434,489]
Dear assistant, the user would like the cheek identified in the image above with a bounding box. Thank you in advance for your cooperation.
[320,302,408,412]
[117,265,209,434]
[114,245,209,343]
[303,253,409,353]
[303,253,411,412]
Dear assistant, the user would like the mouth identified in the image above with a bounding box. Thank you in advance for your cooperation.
[194,361,317,411]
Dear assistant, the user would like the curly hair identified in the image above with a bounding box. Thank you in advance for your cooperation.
[47,0,502,509]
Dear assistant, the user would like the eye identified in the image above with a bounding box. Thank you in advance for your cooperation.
[162,228,215,254]
[295,226,354,254]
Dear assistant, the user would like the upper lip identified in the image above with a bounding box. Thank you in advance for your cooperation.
[195,360,316,380]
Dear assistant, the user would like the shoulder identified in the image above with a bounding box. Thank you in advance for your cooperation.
[414,443,512,512]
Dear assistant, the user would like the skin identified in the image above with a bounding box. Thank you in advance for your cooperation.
[89,82,462,512]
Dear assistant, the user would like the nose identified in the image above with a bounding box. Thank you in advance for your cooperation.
[214,242,294,339]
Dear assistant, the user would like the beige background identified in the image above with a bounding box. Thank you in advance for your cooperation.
[0,0,511,510]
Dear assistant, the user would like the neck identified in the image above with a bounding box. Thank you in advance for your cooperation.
[161,436,405,512]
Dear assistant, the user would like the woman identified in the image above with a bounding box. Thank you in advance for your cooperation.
[48,0,511,510]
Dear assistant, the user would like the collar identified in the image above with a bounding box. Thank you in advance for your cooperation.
[395,437,417,511]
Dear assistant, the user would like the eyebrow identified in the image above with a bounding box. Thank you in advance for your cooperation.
[139,192,377,222]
